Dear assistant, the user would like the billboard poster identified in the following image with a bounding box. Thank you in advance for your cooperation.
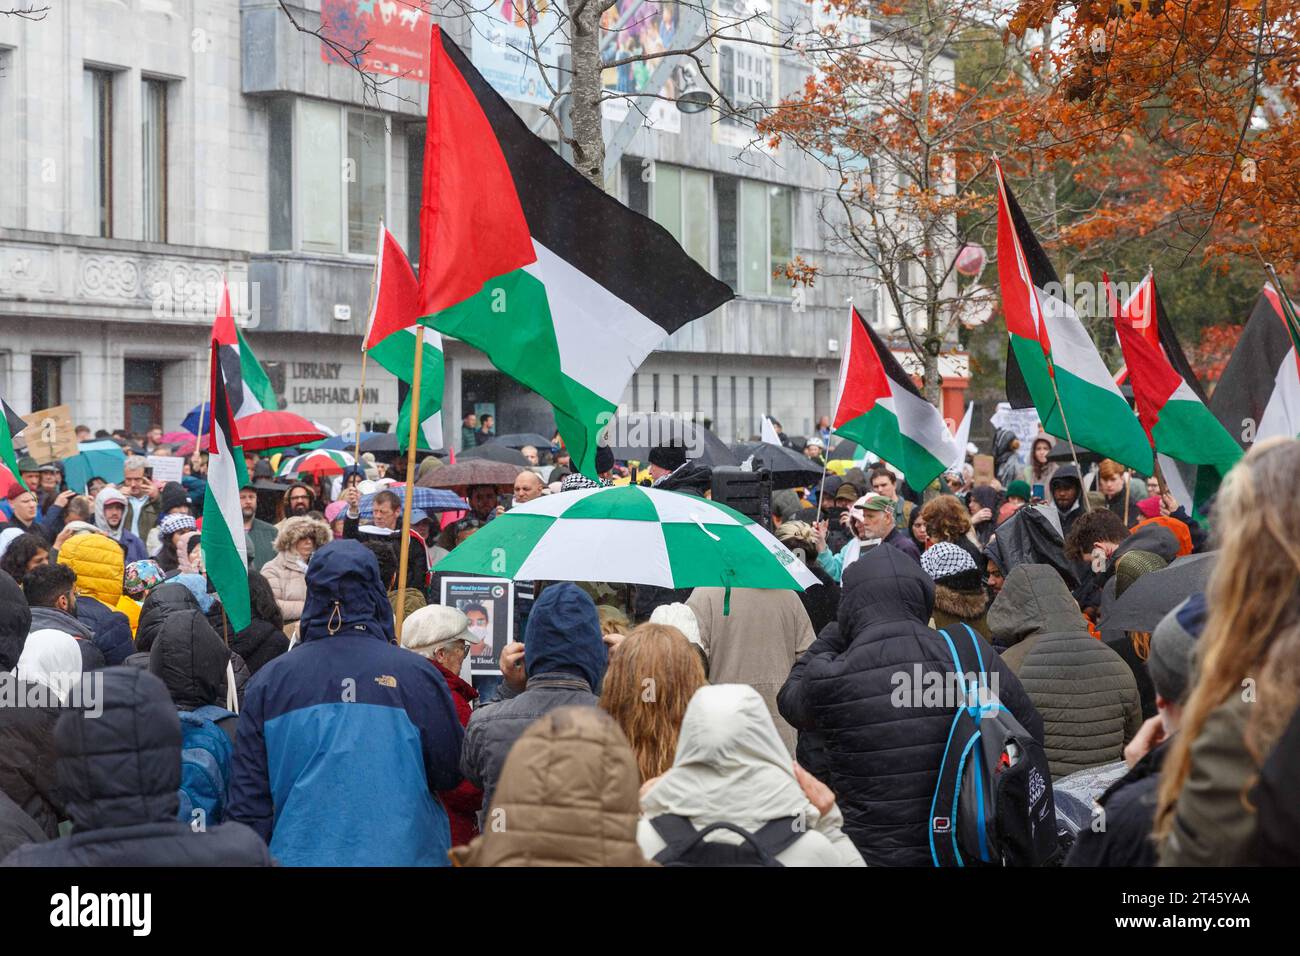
[600,0,681,133]
[440,577,514,675]
[471,0,565,106]
[318,0,430,82]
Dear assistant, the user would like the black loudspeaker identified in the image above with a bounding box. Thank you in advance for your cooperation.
[711,466,773,531]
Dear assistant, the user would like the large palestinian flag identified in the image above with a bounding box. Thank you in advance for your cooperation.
[1113,278,1241,480]
[202,306,251,632]
[0,397,27,491]
[995,162,1152,473]
[415,26,733,479]
[213,282,278,418]
[831,306,958,491]
[1113,268,1209,403]
[1211,283,1300,448]
[364,224,445,452]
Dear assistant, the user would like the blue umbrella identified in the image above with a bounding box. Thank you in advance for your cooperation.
[358,486,467,518]
[180,404,210,435]
[317,432,384,451]
[62,440,127,492]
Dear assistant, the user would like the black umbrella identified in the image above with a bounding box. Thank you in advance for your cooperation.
[827,439,863,461]
[605,412,739,467]
[485,432,552,450]
[1100,552,1216,632]
[358,433,400,456]
[1047,439,1102,466]
[734,442,823,490]
[460,443,529,466]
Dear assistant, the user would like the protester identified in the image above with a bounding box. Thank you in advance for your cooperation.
[132,582,201,660]
[22,564,105,672]
[55,532,135,665]
[1000,479,1032,524]
[450,707,649,867]
[921,541,991,640]
[1067,594,1206,866]
[815,492,920,583]
[121,457,161,540]
[2,668,273,866]
[142,481,193,556]
[1024,434,1058,489]
[967,485,1001,548]
[0,533,48,583]
[988,564,1142,778]
[461,583,606,814]
[276,483,317,524]
[123,558,165,605]
[460,412,478,450]
[91,486,146,563]
[908,507,929,552]
[241,484,278,571]
[599,623,707,782]
[1155,438,1300,866]
[231,570,290,673]
[918,494,982,566]
[154,512,197,573]
[775,520,840,635]
[869,466,911,531]
[262,516,331,625]
[639,684,865,866]
[227,540,464,866]
[400,605,483,848]
[1097,459,1142,527]
[778,545,1042,864]
[992,428,1023,488]
[511,470,545,505]
[5,486,64,543]
[686,585,813,755]
[1048,464,1086,537]
[176,531,204,575]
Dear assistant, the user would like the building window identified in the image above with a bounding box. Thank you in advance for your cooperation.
[31,356,63,411]
[123,359,163,436]
[275,99,389,255]
[142,78,168,242]
[622,157,649,217]
[84,68,113,238]
[407,126,424,260]
[650,163,710,269]
[716,176,791,297]
[268,97,293,251]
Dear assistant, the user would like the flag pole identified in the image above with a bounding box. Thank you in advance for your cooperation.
[394,325,426,644]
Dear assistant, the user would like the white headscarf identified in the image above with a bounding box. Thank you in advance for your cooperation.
[640,684,813,827]
[16,629,83,703]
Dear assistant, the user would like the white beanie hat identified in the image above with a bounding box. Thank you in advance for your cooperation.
[401,605,470,659]
[649,603,703,649]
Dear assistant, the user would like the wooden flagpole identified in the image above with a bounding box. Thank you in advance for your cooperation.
[393,325,426,644]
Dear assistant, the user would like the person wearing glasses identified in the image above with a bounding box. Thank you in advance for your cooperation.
[276,483,317,526]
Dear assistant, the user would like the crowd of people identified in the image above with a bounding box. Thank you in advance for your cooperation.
[0,416,1296,868]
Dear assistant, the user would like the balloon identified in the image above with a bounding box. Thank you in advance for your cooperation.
[955,243,987,277]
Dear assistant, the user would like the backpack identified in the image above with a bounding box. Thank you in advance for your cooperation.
[648,814,803,867]
[929,625,1057,867]
[177,705,237,829]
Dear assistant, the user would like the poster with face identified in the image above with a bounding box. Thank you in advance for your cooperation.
[440,577,514,675]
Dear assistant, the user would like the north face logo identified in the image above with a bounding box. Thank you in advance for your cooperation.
[1027,766,1046,808]
[374,675,397,688]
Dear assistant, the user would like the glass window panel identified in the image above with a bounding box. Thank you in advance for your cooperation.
[682,169,711,269]
[299,100,341,252]
[623,157,649,217]
[347,111,386,254]
[84,70,112,238]
[769,185,791,286]
[715,177,737,289]
[142,80,167,242]
[406,126,423,258]
[653,164,682,244]
[268,98,293,250]
[740,179,768,295]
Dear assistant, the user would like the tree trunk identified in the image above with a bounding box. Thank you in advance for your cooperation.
[567,0,606,189]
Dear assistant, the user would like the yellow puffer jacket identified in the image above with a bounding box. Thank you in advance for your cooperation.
[57,532,141,634]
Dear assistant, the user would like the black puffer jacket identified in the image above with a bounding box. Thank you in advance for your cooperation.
[1,668,272,866]
[135,583,201,654]
[796,562,840,636]
[0,680,61,839]
[148,610,234,713]
[990,564,1143,779]
[0,788,45,859]
[778,545,1043,866]
[0,571,30,672]
[231,619,290,675]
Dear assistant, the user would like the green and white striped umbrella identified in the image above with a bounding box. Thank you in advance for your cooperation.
[277,449,356,477]
[432,484,818,592]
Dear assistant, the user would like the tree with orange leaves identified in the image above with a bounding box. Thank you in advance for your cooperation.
[1009,0,1300,272]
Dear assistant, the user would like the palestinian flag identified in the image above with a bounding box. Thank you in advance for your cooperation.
[212,281,278,419]
[364,224,445,452]
[1113,269,1209,403]
[0,397,27,491]
[202,306,252,632]
[415,25,733,478]
[995,162,1152,472]
[1112,279,1242,481]
[1210,283,1300,448]
[831,305,958,491]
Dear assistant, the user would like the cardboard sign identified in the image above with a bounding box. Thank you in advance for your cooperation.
[972,454,995,486]
[147,455,184,485]
[20,405,78,464]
